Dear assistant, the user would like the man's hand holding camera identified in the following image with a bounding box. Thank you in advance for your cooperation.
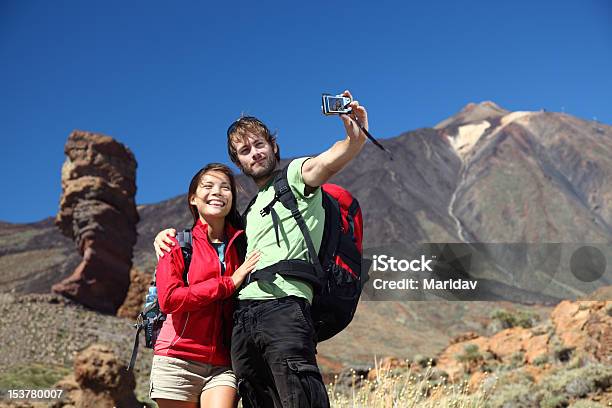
[338,90,368,148]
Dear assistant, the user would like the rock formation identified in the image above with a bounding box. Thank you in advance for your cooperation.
[53,344,141,408]
[117,267,150,320]
[53,130,138,314]
[435,300,612,381]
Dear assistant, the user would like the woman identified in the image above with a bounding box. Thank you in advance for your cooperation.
[150,163,260,408]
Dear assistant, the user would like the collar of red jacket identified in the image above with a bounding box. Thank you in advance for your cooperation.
[192,218,243,244]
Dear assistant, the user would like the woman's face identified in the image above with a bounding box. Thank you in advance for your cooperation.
[189,170,233,221]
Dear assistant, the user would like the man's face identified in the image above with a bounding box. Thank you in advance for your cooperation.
[233,132,278,181]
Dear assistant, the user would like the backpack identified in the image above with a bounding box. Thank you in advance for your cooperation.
[127,230,193,371]
[247,165,368,342]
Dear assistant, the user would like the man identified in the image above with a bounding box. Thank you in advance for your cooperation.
[154,90,368,407]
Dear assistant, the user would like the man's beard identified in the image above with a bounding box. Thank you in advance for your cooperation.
[244,155,277,183]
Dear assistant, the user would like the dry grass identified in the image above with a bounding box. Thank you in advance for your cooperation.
[328,358,493,408]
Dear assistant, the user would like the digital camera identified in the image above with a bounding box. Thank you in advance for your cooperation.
[322,93,352,115]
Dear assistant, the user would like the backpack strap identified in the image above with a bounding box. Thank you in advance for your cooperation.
[128,313,145,371]
[259,165,325,281]
[248,259,322,290]
[128,279,158,371]
[150,229,192,285]
[176,229,192,284]
[241,194,259,228]
[258,170,283,246]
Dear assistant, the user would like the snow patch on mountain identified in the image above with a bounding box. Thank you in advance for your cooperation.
[449,121,491,159]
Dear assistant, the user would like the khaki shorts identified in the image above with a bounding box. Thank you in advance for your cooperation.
[150,355,237,402]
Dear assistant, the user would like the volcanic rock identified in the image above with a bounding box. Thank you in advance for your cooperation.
[53,131,138,313]
[117,267,150,320]
[53,344,141,408]
[435,300,611,382]
[551,300,611,363]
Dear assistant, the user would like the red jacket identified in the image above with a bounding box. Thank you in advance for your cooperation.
[154,219,244,366]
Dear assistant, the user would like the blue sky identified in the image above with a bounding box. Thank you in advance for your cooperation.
[1,0,611,223]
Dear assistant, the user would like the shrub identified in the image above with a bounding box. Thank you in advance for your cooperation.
[456,344,482,363]
[605,303,612,317]
[0,364,71,389]
[533,354,549,366]
[486,382,535,408]
[570,400,606,408]
[540,394,569,408]
[491,309,539,329]
[509,351,526,368]
[567,354,587,370]
[414,354,436,368]
[493,369,535,389]
[541,364,612,398]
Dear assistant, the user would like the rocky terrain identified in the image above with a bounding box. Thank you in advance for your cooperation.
[331,299,611,407]
[0,293,154,407]
[0,294,608,407]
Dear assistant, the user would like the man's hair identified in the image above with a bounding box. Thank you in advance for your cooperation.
[226,116,281,167]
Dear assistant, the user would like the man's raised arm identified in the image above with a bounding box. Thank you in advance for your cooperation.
[301,90,368,188]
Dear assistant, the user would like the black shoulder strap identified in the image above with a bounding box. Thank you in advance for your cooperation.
[260,165,324,280]
[259,169,285,247]
[176,229,192,285]
[241,194,259,227]
[128,315,144,371]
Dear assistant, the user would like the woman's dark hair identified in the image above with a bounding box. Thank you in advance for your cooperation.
[187,163,242,229]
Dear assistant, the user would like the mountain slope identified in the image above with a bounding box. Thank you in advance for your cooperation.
[1,103,610,299]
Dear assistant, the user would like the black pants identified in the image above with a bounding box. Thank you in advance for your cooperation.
[231,296,330,408]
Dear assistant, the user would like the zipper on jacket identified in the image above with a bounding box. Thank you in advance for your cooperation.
[225,229,243,268]
[170,312,190,347]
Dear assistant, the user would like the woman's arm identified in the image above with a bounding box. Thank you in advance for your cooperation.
[156,241,260,314]
[156,239,235,314]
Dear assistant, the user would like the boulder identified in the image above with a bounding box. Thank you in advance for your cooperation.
[53,344,141,408]
[551,300,611,363]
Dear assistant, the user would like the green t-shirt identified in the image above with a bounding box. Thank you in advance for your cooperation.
[237,157,325,303]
